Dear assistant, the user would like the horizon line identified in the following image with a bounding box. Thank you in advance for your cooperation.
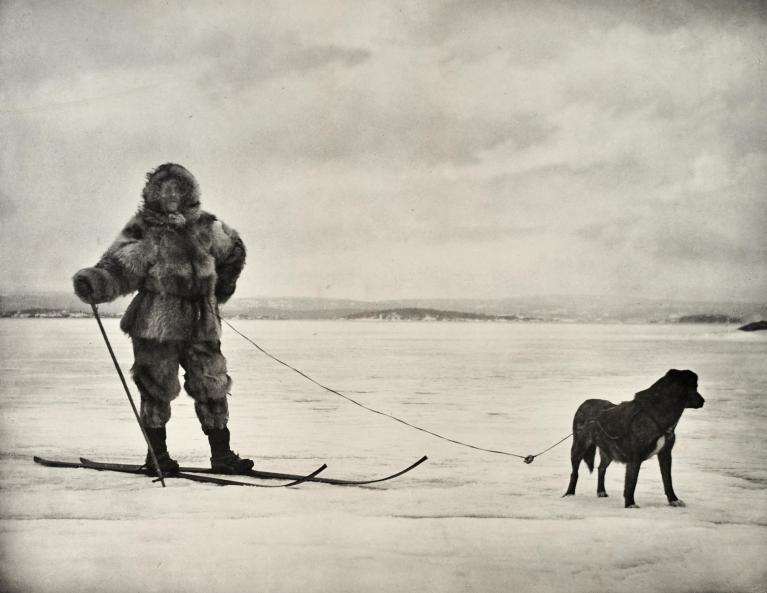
[1,290,764,306]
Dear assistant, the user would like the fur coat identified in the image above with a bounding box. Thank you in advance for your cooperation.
[73,164,245,342]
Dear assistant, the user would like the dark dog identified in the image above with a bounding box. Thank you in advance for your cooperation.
[563,369,704,508]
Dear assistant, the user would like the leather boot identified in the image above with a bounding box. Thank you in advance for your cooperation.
[207,427,254,475]
[144,426,179,475]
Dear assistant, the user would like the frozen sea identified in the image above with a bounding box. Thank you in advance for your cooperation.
[1,319,765,593]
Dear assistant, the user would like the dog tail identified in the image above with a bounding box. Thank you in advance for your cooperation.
[584,443,596,473]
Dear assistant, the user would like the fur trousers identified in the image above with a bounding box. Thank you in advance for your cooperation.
[131,337,231,432]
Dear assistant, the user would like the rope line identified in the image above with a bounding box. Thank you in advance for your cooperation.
[221,317,572,463]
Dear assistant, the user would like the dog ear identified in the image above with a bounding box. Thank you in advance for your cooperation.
[635,370,699,402]
[667,369,698,387]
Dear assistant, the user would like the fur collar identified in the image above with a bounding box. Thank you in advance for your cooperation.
[139,204,202,228]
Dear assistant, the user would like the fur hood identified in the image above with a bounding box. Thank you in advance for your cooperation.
[141,163,202,225]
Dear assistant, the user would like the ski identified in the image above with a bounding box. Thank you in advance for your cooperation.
[78,455,429,486]
[193,455,429,486]
[33,456,327,488]
[34,456,266,487]
[80,457,328,488]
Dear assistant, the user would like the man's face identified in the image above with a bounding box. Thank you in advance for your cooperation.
[158,179,183,213]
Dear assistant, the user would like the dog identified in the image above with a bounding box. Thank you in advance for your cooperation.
[563,369,704,508]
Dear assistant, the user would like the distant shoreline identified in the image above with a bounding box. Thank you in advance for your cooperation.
[2,294,764,325]
[0,307,754,326]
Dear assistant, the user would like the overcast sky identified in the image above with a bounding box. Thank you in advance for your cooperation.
[1,0,765,302]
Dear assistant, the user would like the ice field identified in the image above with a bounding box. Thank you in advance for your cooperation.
[1,318,765,593]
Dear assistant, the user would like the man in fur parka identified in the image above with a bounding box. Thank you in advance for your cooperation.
[73,163,254,475]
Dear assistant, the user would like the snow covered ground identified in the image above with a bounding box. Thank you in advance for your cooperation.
[1,319,765,593]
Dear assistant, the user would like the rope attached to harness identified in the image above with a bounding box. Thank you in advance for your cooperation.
[221,317,572,464]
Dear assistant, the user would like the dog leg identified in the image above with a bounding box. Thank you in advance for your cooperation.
[597,449,611,497]
[564,459,579,496]
[623,461,641,508]
[564,439,589,496]
[658,447,685,507]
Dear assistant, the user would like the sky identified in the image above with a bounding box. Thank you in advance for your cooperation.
[1,0,766,302]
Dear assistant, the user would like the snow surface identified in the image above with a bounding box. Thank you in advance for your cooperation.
[1,319,765,593]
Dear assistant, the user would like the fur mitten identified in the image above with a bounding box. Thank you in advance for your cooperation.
[214,234,245,304]
[72,267,120,304]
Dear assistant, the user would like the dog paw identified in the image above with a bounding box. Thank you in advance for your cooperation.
[625,504,640,509]
[562,492,574,498]
[597,491,608,498]
[669,499,686,507]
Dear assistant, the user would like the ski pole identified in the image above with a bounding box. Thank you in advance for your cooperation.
[90,303,166,487]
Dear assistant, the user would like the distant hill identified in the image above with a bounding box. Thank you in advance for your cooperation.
[345,308,533,321]
[1,292,765,323]
[0,292,127,317]
[209,294,767,323]
[677,314,743,324]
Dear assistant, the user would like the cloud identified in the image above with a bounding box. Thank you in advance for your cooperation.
[425,0,766,41]
[0,2,182,90]
[194,34,372,92]
[244,108,550,165]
